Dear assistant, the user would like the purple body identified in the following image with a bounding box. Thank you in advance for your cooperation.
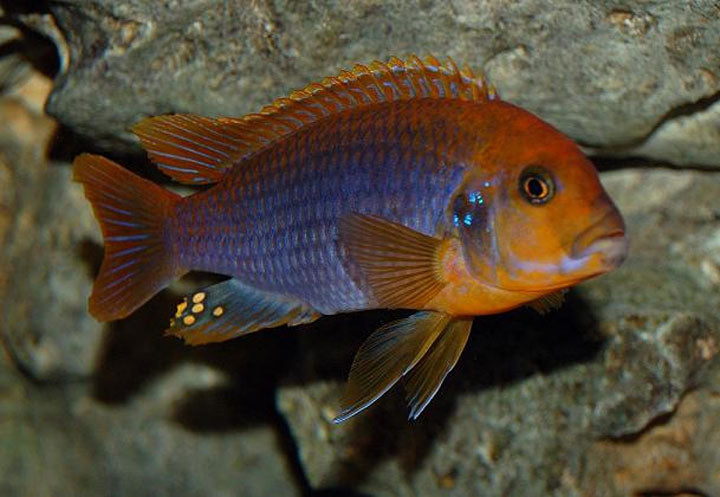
[170,101,477,313]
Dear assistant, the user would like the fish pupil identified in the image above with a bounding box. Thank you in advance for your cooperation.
[527,178,545,197]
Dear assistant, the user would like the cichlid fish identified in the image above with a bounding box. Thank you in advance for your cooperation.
[73,55,628,422]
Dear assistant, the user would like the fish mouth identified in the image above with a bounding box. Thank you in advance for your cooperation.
[570,209,629,272]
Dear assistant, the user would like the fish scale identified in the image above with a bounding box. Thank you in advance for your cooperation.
[170,102,469,313]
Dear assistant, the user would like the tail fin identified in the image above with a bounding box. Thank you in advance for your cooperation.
[73,154,184,321]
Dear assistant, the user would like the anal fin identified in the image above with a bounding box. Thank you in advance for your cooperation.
[168,278,320,345]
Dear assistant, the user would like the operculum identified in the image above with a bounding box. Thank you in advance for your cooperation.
[450,184,500,285]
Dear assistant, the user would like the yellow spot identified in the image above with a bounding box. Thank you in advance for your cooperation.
[192,303,204,314]
[183,315,196,326]
[192,292,206,304]
[175,300,188,318]
[213,306,224,317]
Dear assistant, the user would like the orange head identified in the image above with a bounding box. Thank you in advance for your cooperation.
[451,100,628,293]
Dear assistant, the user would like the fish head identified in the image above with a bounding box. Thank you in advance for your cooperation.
[453,101,628,293]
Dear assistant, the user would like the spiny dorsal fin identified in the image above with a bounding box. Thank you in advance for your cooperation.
[132,55,498,185]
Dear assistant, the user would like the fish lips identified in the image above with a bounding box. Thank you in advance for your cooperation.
[570,209,629,272]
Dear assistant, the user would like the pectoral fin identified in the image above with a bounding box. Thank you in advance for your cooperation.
[403,318,473,420]
[333,311,451,423]
[527,289,567,315]
[339,213,447,309]
[168,278,320,345]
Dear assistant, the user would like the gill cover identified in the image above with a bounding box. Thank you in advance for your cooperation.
[451,179,501,283]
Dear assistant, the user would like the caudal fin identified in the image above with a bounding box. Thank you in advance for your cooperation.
[73,154,184,321]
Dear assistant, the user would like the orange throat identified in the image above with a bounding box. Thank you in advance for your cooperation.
[428,239,545,317]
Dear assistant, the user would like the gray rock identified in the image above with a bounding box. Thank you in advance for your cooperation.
[628,98,720,168]
[585,382,720,496]
[0,87,105,381]
[42,0,720,165]
[276,168,720,496]
[0,351,301,497]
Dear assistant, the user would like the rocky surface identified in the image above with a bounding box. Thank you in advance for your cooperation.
[629,98,720,168]
[37,0,720,166]
[0,57,106,380]
[586,384,720,496]
[0,350,301,497]
[3,2,720,497]
[276,168,720,496]
[0,38,303,496]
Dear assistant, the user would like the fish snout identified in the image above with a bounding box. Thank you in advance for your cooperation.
[571,208,629,270]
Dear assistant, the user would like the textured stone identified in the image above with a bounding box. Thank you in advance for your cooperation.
[276,168,720,496]
[629,98,720,168]
[585,384,720,497]
[41,0,720,165]
[0,352,301,497]
[4,2,720,495]
[0,71,106,381]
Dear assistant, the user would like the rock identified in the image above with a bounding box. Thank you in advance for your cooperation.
[40,0,720,165]
[585,383,720,496]
[0,350,301,497]
[627,98,720,168]
[0,68,107,381]
[276,168,720,496]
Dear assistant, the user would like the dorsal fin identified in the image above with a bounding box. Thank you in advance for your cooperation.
[132,55,498,185]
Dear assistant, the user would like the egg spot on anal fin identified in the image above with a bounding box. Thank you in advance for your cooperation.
[175,299,188,318]
[165,278,322,345]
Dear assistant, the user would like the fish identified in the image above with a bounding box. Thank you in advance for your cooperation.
[73,55,629,422]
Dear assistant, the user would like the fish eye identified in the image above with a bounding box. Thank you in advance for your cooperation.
[519,166,555,205]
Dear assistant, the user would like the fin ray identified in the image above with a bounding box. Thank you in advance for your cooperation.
[132,55,497,185]
[73,154,184,321]
[167,279,321,345]
[404,318,473,420]
[339,213,446,309]
[527,290,568,314]
[333,311,450,423]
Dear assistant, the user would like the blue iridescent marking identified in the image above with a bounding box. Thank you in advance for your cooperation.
[155,130,224,164]
[468,191,484,205]
[110,245,146,258]
[463,213,473,226]
[99,203,132,216]
[108,259,139,275]
[105,218,143,228]
[107,234,150,242]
